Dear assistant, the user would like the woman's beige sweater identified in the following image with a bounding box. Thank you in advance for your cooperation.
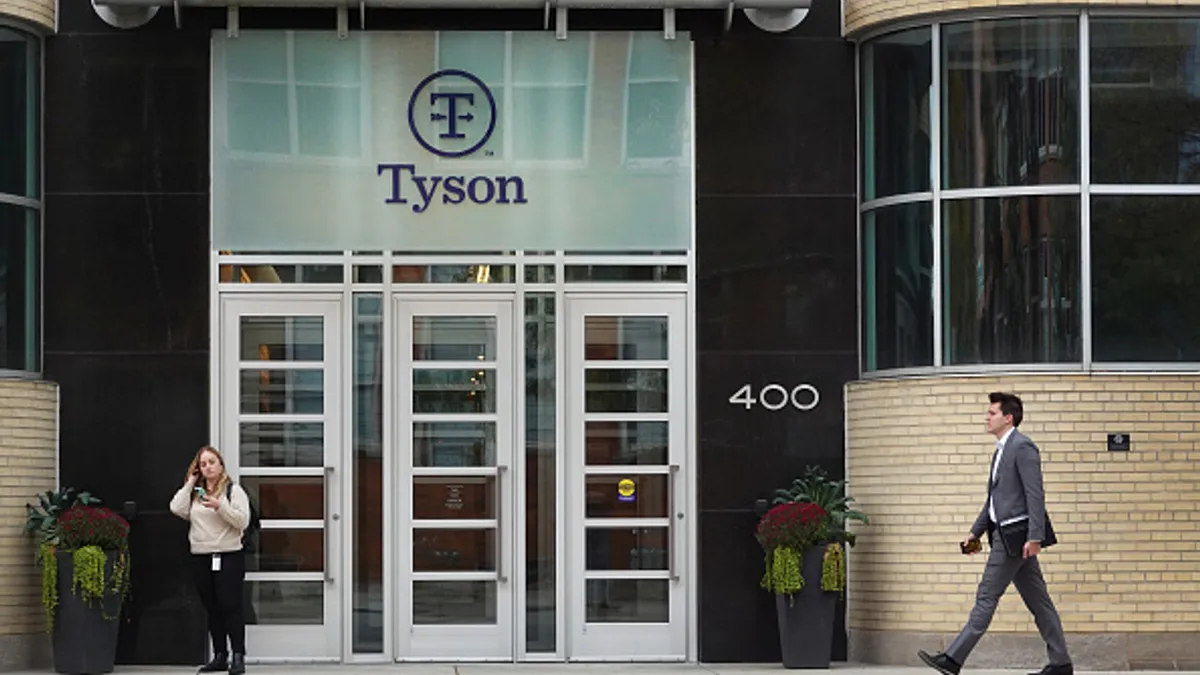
[169,481,252,554]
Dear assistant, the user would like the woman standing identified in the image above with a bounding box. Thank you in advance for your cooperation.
[170,446,252,674]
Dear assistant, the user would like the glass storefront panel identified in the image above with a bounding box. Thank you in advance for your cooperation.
[1091,19,1200,184]
[585,317,669,360]
[353,294,384,653]
[585,528,669,571]
[861,27,932,201]
[240,369,325,414]
[1092,196,1200,362]
[413,316,496,361]
[584,369,668,413]
[413,529,496,571]
[942,18,1080,189]
[524,293,556,653]
[413,476,496,519]
[240,476,324,520]
[585,421,668,466]
[584,580,668,623]
[213,29,696,660]
[413,581,497,625]
[942,195,1080,365]
[240,316,324,361]
[412,370,496,413]
[246,581,324,625]
[240,422,324,467]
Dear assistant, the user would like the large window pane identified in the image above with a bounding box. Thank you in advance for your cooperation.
[862,202,934,371]
[1091,20,1200,184]
[0,204,38,372]
[942,18,1080,188]
[943,196,1080,364]
[352,294,383,653]
[524,293,556,652]
[1093,197,1200,361]
[861,27,933,201]
[0,28,37,198]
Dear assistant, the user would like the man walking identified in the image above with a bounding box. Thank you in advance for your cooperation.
[918,392,1072,675]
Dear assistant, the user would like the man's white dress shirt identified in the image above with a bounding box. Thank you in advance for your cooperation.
[989,427,1015,525]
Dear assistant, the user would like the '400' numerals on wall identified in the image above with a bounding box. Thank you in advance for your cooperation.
[728,384,820,411]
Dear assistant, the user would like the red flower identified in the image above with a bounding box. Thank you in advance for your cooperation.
[59,505,130,551]
[754,502,829,552]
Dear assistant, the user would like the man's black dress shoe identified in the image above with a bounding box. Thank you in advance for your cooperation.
[1029,664,1073,675]
[198,652,228,673]
[918,650,962,675]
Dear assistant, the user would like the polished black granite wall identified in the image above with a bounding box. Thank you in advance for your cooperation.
[43,2,856,664]
[694,0,857,661]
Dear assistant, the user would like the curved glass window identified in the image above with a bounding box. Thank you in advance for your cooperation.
[861,15,1200,373]
[942,18,1080,189]
[861,27,932,201]
[0,27,40,373]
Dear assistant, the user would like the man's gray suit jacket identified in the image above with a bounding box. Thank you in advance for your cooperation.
[969,429,1053,545]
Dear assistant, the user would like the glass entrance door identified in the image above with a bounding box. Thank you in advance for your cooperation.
[219,295,344,661]
[393,296,516,660]
[565,295,689,660]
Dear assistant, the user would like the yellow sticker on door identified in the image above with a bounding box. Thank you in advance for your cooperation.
[617,478,636,503]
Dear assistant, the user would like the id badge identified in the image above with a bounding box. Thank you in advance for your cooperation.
[211,554,221,572]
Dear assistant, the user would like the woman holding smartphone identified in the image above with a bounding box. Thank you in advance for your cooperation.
[170,446,252,674]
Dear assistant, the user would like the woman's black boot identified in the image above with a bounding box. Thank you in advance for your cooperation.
[198,652,228,673]
[230,653,246,675]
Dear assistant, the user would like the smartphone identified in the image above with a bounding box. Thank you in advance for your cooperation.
[960,539,981,555]
[194,486,206,498]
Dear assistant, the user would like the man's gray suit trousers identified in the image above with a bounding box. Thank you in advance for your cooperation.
[945,541,1070,666]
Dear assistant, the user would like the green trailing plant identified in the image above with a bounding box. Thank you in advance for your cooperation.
[768,546,804,597]
[821,541,846,592]
[773,465,870,546]
[37,544,57,627]
[26,495,131,629]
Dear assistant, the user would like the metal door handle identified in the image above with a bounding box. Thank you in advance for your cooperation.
[668,464,680,582]
[496,465,508,583]
[324,465,335,584]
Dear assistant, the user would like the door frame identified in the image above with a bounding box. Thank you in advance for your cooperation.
[390,293,518,661]
[561,291,692,662]
[214,293,347,663]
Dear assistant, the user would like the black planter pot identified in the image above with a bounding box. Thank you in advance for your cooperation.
[775,545,839,669]
[53,550,123,675]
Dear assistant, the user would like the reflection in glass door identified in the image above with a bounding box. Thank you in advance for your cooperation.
[394,297,515,660]
[219,296,343,661]
[565,295,688,660]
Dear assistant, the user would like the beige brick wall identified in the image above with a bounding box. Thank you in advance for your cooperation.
[0,381,57,645]
[845,374,1200,668]
[0,0,55,33]
[845,0,1200,38]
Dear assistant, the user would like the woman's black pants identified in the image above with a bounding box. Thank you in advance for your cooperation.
[191,551,246,655]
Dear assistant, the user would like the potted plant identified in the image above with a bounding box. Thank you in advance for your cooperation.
[756,465,869,669]
[25,488,131,674]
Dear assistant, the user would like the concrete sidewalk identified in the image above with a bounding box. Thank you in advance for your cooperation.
[5,665,1192,675]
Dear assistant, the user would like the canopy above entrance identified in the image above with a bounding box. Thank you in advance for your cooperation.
[92,0,814,33]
